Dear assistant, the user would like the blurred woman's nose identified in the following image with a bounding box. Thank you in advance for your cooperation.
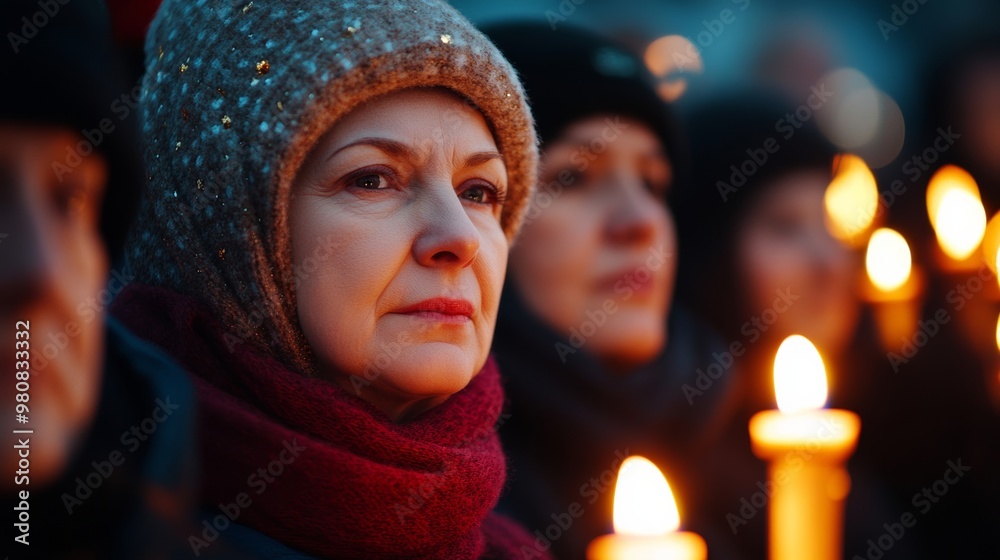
[604,168,659,246]
[412,181,481,268]
[807,226,852,276]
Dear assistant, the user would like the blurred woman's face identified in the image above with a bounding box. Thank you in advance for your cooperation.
[0,126,108,488]
[290,88,509,422]
[509,116,675,373]
[737,169,860,356]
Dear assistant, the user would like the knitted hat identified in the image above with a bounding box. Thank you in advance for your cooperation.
[127,0,538,373]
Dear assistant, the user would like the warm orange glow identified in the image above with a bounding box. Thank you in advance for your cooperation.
[927,165,987,260]
[643,35,703,102]
[774,335,828,413]
[995,313,1000,352]
[824,154,879,243]
[927,165,980,224]
[983,212,1000,274]
[612,456,680,536]
[866,228,912,292]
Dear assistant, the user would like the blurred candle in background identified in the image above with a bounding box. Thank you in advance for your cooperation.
[749,335,860,560]
[587,456,707,560]
[862,228,924,350]
[927,165,987,269]
[824,154,880,248]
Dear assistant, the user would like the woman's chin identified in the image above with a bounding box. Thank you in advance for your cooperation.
[589,318,666,372]
[376,343,482,402]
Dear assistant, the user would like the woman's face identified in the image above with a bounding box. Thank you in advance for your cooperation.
[290,88,509,422]
[0,126,108,488]
[509,116,675,372]
[737,169,860,356]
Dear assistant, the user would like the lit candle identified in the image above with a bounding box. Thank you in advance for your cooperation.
[862,228,924,350]
[587,456,707,560]
[926,165,987,269]
[749,335,860,560]
[824,154,879,248]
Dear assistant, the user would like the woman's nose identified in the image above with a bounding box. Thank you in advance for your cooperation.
[412,182,481,268]
[604,170,659,247]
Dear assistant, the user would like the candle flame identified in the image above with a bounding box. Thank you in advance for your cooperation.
[774,335,828,413]
[612,456,680,536]
[995,313,1000,353]
[927,165,987,260]
[866,228,912,291]
[824,154,879,244]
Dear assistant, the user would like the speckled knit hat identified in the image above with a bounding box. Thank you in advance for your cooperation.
[127,0,538,373]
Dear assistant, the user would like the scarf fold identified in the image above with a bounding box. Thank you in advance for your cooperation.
[112,283,535,559]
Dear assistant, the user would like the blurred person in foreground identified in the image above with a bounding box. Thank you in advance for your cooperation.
[0,0,233,557]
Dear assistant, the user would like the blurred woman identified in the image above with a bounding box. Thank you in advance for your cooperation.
[673,92,919,559]
[485,24,742,560]
[110,0,544,557]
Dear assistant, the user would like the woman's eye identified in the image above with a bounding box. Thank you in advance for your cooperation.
[460,181,502,205]
[463,186,488,204]
[549,168,584,189]
[353,173,386,190]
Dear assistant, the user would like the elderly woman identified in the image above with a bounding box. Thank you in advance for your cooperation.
[110,0,541,558]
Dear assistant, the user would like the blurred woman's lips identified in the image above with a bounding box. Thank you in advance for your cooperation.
[594,264,657,295]
[393,297,474,324]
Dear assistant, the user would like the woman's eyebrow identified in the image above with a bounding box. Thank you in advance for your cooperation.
[325,138,503,169]
[325,137,416,162]
[464,151,504,168]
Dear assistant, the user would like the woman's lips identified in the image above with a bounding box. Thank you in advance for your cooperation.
[394,297,474,324]
[594,265,657,295]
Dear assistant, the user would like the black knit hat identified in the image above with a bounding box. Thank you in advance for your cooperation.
[0,0,142,261]
[483,22,686,187]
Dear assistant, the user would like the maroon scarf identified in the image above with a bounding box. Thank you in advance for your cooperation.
[111,284,541,559]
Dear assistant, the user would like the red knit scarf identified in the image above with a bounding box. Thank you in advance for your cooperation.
[111,284,539,559]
